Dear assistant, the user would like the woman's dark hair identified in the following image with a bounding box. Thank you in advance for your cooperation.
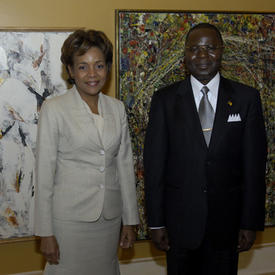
[61,29,113,84]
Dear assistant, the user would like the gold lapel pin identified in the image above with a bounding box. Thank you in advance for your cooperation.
[228,100,232,106]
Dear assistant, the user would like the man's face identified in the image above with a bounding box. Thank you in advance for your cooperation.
[184,28,223,84]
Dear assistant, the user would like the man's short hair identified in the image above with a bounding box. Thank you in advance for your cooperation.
[185,23,224,45]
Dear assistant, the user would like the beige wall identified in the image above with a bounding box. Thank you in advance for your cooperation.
[0,0,274,274]
[1,0,274,98]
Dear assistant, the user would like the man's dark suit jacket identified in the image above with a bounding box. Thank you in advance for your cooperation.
[144,76,267,250]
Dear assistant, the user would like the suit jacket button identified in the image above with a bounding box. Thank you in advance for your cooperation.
[100,150,105,155]
[99,166,105,172]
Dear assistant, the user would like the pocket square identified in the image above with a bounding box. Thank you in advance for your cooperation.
[227,113,241,122]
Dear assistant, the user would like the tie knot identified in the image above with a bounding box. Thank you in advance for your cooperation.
[201,86,209,95]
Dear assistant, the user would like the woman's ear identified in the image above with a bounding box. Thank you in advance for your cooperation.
[66,65,75,85]
[67,65,74,78]
[107,63,112,74]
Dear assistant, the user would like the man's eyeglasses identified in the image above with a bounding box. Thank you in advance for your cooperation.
[185,45,224,54]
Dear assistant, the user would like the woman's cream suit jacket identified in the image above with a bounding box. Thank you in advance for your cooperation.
[34,87,139,236]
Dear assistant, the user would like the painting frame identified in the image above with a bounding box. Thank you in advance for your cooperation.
[0,27,79,243]
[115,10,275,240]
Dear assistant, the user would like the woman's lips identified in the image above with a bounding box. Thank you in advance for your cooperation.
[86,81,99,87]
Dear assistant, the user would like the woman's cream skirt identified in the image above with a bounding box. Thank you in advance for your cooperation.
[44,215,121,275]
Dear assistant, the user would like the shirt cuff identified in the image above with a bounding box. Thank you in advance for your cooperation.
[149,226,165,229]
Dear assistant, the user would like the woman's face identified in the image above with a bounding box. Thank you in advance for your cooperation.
[68,46,108,100]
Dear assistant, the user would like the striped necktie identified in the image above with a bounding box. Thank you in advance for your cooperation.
[198,86,214,146]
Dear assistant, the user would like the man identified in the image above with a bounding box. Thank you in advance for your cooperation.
[144,23,267,275]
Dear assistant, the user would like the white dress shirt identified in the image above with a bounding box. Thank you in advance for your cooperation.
[191,72,220,112]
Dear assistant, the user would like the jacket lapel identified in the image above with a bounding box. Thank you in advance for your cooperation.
[69,86,102,149]
[99,93,117,150]
[176,77,234,151]
[209,77,234,150]
[175,79,207,150]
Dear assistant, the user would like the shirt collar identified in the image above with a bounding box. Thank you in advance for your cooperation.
[74,85,102,116]
[191,72,220,98]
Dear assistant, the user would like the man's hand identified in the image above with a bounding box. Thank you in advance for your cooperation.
[238,229,256,252]
[40,236,60,265]
[120,225,136,248]
[151,228,170,251]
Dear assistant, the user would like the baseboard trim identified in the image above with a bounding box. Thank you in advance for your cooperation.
[11,243,275,275]
[12,272,42,275]
[120,255,166,264]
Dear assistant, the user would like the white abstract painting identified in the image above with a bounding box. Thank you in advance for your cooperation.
[0,31,71,239]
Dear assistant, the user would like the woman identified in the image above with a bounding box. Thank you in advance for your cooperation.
[34,29,139,275]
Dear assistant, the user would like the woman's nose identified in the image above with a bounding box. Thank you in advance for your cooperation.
[88,66,96,76]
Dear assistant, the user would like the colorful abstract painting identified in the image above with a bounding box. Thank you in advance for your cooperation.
[0,31,71,239]
[116,11,275,239]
